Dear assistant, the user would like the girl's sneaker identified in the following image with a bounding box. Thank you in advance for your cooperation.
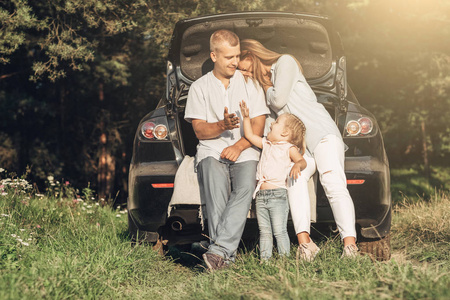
[296,240,320,262]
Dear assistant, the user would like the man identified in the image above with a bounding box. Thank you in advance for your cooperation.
[184,29,269,270]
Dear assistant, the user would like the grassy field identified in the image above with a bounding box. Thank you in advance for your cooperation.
[1,171,449,299]
[390,165,450,204]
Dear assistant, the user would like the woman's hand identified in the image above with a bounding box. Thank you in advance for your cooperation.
[262,73,273,92]
[262,84,273,93]
[239,70,253,78]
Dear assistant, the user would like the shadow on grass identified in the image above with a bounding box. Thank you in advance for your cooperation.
[166,242,208,271]
[166,239,259,271]
[118,227,208,270]
[118,223,341,271]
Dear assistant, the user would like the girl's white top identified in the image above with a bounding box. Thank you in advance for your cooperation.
[253,137,296,198]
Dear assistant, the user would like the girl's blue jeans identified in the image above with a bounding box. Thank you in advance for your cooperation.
[255,188,290,260]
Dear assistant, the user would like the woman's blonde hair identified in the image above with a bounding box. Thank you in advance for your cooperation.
[283,113,306,154]
[240,39,303,87]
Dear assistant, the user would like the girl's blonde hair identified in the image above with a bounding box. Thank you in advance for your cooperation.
[240,39,303,87]
[283,114,306,154]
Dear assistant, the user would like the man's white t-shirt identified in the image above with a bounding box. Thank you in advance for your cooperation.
[185,71,269,165]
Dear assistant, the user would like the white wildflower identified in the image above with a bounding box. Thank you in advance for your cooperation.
[95,203,99,206]
[35,194,44,197]
[47,176,54,181]
[1,213,9,217]
[20,241,29,246]
[11,234,17,237]
[0,168,4,172]
[116,214,121,218]
[20,229,25,232]
[87,205,92,208]
[1,192,7,196]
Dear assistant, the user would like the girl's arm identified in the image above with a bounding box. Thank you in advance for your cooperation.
[289,146,307,179]
[239,100,263,149]
[266,55,300,111]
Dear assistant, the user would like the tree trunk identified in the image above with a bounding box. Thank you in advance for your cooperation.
[421,119,430,182]
[97,83,115,200]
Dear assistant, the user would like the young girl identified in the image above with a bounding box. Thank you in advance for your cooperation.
[240,100,306,260]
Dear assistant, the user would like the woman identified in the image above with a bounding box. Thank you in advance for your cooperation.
[238,39,358,260]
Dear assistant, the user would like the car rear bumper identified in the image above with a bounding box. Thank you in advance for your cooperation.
[128,154,391,244]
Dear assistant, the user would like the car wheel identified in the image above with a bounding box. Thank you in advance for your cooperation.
[151,239,166,256]
[358,233,391,261]
[128,212,167,255]
[128,211,138,244]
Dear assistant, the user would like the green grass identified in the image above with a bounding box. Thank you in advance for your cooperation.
[390,165,450,204]
[1,184,449,299]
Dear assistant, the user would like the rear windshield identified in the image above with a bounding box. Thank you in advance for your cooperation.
[180,17,332,81]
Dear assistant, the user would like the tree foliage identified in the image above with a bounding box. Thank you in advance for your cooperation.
[0,0,449,199]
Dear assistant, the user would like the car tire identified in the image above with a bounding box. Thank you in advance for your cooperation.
[128,212,167,255]
[358,233,391,261]
[151,239,166,256]
[128,211,139,244]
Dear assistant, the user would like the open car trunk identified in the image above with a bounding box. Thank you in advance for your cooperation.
[172,13,336,83]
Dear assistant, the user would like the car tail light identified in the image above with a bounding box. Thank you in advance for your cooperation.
[152,183,174,188]
[140,117,169,140]
[358,117,373,135]
[346,120,361,136]
[154,124,168,140]
[142,122,156,139]
[344,113,376,137]
[347,179,365,185]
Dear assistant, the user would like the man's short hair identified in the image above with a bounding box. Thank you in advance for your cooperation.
[210,29,240,52]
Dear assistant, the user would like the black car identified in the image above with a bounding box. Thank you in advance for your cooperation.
[128,12,392,260]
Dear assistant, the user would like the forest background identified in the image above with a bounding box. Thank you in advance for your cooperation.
[1,0,449,204]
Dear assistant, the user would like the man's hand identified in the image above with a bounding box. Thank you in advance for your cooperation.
[220,107,239,131]
[220,145,243,162]
[239,100,250,118]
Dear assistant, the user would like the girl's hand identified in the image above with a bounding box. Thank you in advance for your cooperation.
[289,162,302,180]
[239,100,250,118]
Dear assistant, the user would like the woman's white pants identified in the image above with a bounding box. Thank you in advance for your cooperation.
[288,134,357,240]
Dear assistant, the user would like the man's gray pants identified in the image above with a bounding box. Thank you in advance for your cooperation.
[197,157,257,261]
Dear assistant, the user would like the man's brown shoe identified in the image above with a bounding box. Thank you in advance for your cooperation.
[203,252,226,271]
